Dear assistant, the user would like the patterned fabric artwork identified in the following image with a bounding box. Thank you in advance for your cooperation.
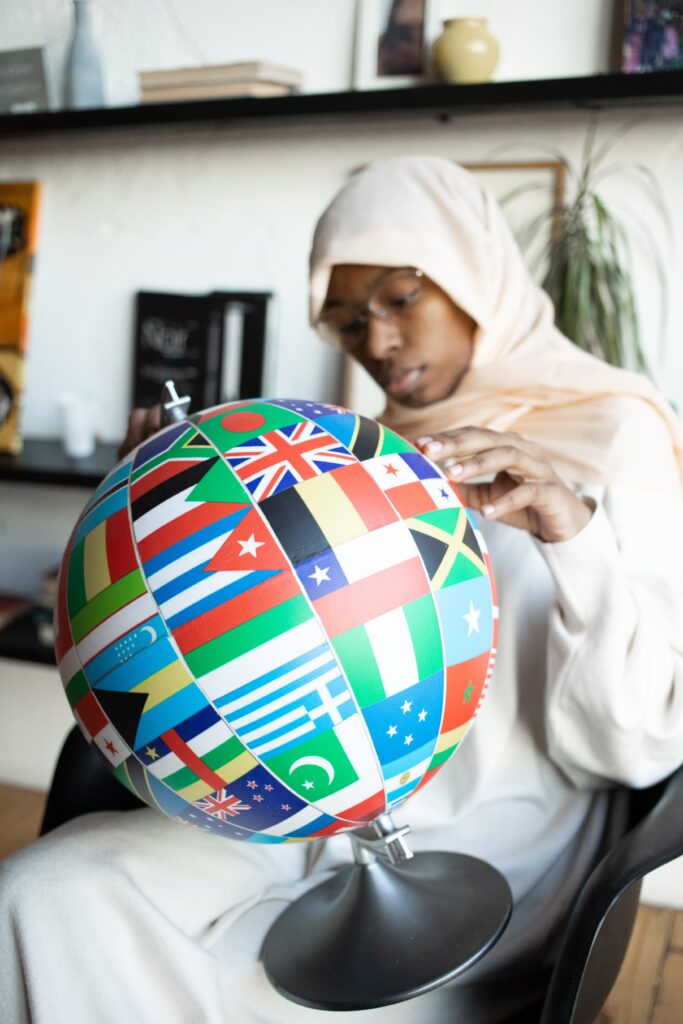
[55,400,498,844]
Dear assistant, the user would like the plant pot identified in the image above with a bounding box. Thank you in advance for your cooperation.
[432,18,500,85]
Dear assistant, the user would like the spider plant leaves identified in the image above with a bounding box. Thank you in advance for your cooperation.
[499,118,670,375]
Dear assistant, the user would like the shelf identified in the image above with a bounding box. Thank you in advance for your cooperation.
[0,609,55,666]
[0,438,119,487]
[1,72,682,138]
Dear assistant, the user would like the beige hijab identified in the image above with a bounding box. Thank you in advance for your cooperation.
[309,156,683,494]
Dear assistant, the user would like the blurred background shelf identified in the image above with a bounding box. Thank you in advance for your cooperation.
[1,72,682,138]
[0,438,118,488]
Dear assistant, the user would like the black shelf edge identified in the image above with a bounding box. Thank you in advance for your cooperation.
[0,438,119,487]
[0,610,56,666]
[1,72,682,138]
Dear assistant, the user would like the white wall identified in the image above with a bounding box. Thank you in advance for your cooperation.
[1,0,682,904]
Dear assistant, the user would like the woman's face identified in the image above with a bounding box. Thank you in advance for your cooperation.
[321,264,476,408]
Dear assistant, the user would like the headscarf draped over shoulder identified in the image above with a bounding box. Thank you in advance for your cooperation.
[309,156,683,494]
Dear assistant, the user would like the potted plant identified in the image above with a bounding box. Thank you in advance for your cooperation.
[500,117,671,376]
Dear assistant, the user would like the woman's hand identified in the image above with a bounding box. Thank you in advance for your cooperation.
[117,404,161,460]
[417,426,593,543]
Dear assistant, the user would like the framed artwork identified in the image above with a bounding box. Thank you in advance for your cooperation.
[0,181,41,454]
[341,160,566,418]
[619,1,683,72]
[352,0,440,89]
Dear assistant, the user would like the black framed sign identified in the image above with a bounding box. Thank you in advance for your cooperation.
[131,290,271,414]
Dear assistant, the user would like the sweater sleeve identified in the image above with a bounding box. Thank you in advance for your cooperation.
[535,413,683,790]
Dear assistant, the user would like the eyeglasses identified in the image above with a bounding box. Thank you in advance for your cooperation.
[316,268,425,350]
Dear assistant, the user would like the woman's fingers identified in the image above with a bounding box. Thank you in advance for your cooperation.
[417,429,550,483]
[415,427,593,542]
[117,404,162,460]
[418,426,542,463]
[442,443,552,484]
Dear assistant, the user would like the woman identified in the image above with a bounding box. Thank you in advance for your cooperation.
[2,156,682,1024]
[306,152,683,970]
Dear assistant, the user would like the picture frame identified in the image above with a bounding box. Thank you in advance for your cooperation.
[341,160,566,418]
[0,182,41,454]
[352,0,441,90]
[619,1,683,73]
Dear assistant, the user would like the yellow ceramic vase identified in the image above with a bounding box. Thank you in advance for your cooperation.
[432,17,500,84]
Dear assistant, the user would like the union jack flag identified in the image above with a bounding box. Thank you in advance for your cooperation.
[195,789,252,821]
[224,421,356,501]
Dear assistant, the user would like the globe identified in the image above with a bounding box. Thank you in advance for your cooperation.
[55,398,497,845]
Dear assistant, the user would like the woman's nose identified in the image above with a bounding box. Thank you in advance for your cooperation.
[365,315,401,360]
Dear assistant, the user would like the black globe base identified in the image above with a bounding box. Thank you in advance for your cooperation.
[261,818,512,1011]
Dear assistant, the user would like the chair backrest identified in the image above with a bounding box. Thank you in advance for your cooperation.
[540,767,683,1024]
[40,725,145,836]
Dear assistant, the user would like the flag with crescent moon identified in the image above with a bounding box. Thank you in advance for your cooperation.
[56,399,497,843]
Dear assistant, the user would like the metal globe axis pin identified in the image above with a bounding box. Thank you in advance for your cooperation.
[261,814,512,1011]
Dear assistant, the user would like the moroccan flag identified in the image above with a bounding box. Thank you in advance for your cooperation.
[441,650,492,733]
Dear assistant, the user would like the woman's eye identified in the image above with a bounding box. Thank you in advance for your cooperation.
[387,286,421,309]
[339,320,366,339]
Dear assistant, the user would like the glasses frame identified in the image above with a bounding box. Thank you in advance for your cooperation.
[317,267,424,348]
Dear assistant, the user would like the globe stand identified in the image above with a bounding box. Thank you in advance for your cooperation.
[261,813,512,1011]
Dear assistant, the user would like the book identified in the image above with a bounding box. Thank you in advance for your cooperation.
[141,80,294,103]
[139,61,303,90]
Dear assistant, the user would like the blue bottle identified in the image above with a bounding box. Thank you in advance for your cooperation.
[63,0,105,109]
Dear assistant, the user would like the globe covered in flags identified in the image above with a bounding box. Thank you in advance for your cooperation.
[55,399,497,844]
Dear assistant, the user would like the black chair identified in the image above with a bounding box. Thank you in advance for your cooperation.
[39,724,683,1024]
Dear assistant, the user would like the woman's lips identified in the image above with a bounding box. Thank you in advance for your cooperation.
[384,366,424,397]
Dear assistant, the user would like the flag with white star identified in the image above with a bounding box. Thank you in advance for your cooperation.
[435,575,494,666]
[360,671,443,799]
[55,396,498,843]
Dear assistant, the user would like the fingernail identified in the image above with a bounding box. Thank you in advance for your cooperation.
[423,440,443,456]
[448,463,464,478]
[481,504,496,517]
[416,437,433,446]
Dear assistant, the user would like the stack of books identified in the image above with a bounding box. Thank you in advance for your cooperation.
[138,61,304,103]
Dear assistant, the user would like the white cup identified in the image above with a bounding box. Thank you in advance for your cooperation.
[58,393,97,459]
